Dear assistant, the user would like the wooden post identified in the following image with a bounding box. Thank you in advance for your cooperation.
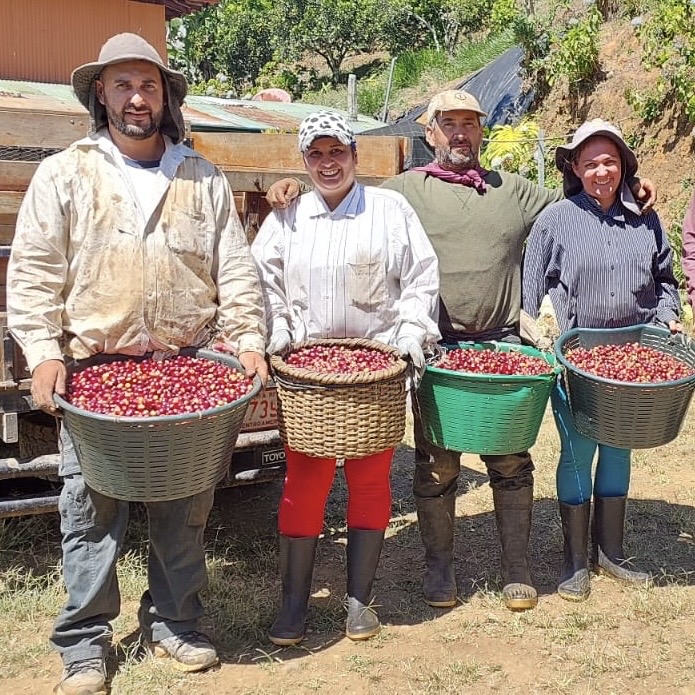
[347,74,357,121]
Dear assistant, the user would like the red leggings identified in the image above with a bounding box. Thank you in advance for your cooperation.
[278,446,394,537]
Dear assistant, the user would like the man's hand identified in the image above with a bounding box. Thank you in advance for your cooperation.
[267,329,292,355]
[31,359,66,413]
[239,350,269,385]
[265,178,302,209]
[630,176,657,214]
[669,319,683,333]
[396,336,426,387]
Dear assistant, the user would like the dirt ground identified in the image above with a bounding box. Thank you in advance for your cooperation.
[2,399,695,695]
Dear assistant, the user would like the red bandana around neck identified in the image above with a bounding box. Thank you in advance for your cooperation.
[413,161,489,192]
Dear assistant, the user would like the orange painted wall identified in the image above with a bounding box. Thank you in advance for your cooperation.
[0,0,167,84]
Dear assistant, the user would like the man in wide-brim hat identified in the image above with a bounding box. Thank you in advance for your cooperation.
[8,32,268,695]
[71,31,188,144]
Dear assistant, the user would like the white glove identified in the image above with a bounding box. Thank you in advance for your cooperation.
[396,336,426,387]
[267,329,292,355]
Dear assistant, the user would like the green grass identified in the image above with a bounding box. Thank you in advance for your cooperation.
[300,29,516,119]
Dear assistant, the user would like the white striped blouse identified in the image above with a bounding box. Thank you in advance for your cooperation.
[522,191,680,333]
[251,183,441,347]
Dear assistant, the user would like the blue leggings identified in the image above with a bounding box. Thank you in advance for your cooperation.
[551,380,631,504]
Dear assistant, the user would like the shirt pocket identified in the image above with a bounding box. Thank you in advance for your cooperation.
[163,205,209,261]
[346,261,388,312]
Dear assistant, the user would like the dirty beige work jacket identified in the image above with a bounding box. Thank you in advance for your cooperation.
[8,133,266,372]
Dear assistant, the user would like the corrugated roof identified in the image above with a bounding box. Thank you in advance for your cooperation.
[0,79,386,134]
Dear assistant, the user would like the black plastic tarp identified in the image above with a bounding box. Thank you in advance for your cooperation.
[364,46,534,169]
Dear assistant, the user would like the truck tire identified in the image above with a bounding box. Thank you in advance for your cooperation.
[19,412,60,459]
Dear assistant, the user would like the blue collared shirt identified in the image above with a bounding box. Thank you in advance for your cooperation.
[522,191,680,332]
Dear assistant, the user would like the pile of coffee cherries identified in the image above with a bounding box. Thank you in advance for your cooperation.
[285,344,396,375]
[565,343,695,383]
[66,356,254,417]
[437,348,553,376]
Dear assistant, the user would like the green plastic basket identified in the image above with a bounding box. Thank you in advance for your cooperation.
[417,343,559,455]
[555,324,695,449]
[54,349,261,502]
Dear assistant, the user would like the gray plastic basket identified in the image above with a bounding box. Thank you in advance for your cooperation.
[54,349,261,501]
[555,325,695,449]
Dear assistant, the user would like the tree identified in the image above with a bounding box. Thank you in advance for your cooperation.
[273,0,387,85]
[382,0,494,56]
[168,0,275,95]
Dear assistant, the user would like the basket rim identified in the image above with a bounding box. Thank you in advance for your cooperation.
[53,348,262,423]
[555,324,695,388]
[425,341,560,382]
[270,337,407,385]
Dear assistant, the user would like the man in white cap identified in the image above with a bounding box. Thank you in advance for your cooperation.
[265,89,655,615]
[8,32,268,694]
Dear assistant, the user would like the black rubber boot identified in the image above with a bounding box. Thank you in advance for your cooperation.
[557,501,591,602]
[492,486,538,611]
[269,535,318,646]
[415,493,457,607]
[593,495,651,585]
[345,529,385,641]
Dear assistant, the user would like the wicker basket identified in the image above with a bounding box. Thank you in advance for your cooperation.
[417,343,559,455]
[270,338,408,459]
[53,349,261,502]
[555,324,695,449]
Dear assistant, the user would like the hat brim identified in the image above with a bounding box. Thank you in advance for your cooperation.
[71,57,187,110]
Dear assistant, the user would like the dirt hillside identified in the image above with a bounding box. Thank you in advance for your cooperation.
[533,18,695,231]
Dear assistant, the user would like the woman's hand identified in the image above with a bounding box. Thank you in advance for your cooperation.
[669,319,684,333]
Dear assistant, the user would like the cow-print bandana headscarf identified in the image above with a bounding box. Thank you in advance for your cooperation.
[298,110,356,152]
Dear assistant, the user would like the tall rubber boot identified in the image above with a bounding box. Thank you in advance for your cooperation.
[345,529,385,641]
[415,493,457,607]
[269,535,318,646]
[593,495,651,585]
[557,501,591,601]
[492,486,538,611]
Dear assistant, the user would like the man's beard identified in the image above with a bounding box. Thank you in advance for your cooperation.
[105,103,163,139]
[434,144,479,170]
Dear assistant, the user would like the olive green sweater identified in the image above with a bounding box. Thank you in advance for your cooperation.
[381,171,561,339]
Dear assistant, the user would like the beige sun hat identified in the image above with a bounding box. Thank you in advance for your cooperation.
[425,89,488,123]
[71,33,188,143]
[555,119,639,205]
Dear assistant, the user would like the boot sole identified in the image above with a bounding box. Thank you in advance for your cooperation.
[424,597,457,608]
[346,626,380,641]
[269,634,304,647]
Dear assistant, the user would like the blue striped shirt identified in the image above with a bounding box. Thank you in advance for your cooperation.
[522,191,680,332]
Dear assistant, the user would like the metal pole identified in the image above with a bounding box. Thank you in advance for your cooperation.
[380,57,397,122]
[535,129,545,188]
[347,74,358,121]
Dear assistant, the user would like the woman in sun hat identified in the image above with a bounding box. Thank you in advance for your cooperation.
[522,118,681,602]
[251,109,440,646]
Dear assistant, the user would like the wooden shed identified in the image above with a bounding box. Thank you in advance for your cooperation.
[0,0,219,84]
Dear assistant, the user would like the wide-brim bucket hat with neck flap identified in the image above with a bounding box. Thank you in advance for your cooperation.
[555,118,640,214]
[71,32,188,144]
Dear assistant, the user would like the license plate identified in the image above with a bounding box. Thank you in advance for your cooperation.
[242,387,279,432]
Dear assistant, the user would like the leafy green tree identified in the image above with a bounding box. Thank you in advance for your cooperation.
[273,0,387,85]
[382,0,494,56]
[168,0,275,94]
